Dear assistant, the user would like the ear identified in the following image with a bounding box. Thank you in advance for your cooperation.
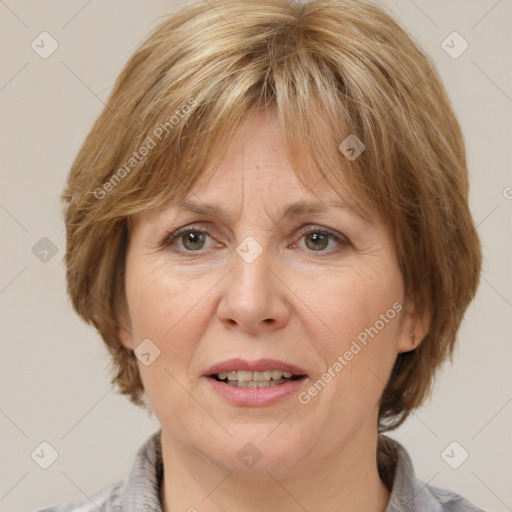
[117,296,135,351]
[397,297,430,353]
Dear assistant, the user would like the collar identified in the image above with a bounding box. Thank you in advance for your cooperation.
[114,430,442,512]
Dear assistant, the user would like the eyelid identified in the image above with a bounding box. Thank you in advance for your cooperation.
[160,222,214,248]
[294,224,349,244]
[160,222,350,253]
[291,224,350,254]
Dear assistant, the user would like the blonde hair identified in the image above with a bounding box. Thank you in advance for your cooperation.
[62,0,481,430]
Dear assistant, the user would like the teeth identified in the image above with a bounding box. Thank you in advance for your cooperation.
[237,370,253,382]
[214,369,300,386]
[230,378,293,388]
[216,369,295,381]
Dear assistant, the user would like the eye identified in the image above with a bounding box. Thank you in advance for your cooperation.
[162,226,215,252]
[161,224,349,255]
[292,226,349,254]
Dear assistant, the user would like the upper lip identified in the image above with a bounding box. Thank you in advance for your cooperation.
[204,358,308,377]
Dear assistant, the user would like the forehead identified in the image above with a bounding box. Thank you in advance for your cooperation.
[187,109,349,200]
[129,107,376,229]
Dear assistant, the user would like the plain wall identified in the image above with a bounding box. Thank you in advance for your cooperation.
[1,1,511,511]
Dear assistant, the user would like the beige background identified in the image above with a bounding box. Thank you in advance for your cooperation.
[1,1,511,511]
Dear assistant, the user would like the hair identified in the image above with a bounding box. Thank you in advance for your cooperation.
[61,0,482,431]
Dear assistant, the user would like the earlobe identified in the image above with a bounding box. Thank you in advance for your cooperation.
[118,323,135,351]
[407,332,419,351]
[397,300,429,353]
[398,330,423,354]
[116,299,134,351]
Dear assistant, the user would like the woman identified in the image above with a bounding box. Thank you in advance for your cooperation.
[39,0,483,510]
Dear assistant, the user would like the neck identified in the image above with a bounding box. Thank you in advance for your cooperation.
[159,423,390,512]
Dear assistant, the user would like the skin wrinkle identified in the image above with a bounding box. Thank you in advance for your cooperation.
[56,2,484,507]
[60,0,482,438]
[118,109,421,512]
[138,198,383,268]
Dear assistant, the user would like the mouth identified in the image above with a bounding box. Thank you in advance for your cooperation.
[210,369,305,388]
[203,358,308,405]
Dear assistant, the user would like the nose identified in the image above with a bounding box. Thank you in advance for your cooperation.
[216,246,291,334]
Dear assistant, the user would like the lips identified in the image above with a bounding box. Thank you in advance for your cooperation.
[204,358,308,406]
[213,369,301,388]
[204,358,308,378]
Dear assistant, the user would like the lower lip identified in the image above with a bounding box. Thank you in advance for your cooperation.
[204,376,308,406]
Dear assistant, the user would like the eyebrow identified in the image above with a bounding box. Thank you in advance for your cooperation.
[174,199,374,225]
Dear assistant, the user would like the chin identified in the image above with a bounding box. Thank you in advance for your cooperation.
[196,421,313,477]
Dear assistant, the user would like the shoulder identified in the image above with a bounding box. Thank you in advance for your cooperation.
[33,430,163,512]
[423,484,486,512]
[379,435,486,512]
[33,479,124,512]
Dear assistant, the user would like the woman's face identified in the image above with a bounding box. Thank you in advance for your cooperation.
[119,109,420,477]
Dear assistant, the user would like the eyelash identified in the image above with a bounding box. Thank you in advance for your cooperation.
[161,224,350,256]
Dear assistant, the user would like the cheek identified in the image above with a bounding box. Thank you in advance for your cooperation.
[288,271,403,454]
[124,262,218,427]
[296,263,403,400]
[124,259,222,389]
[126,258,208,341]
[303,265,401,341]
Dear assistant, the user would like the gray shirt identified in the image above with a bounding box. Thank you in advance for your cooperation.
[35,430,484,512]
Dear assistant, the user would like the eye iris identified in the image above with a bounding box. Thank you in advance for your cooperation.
[182,231,205,251]
[176,230,334,252]
[305,232,329,251]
